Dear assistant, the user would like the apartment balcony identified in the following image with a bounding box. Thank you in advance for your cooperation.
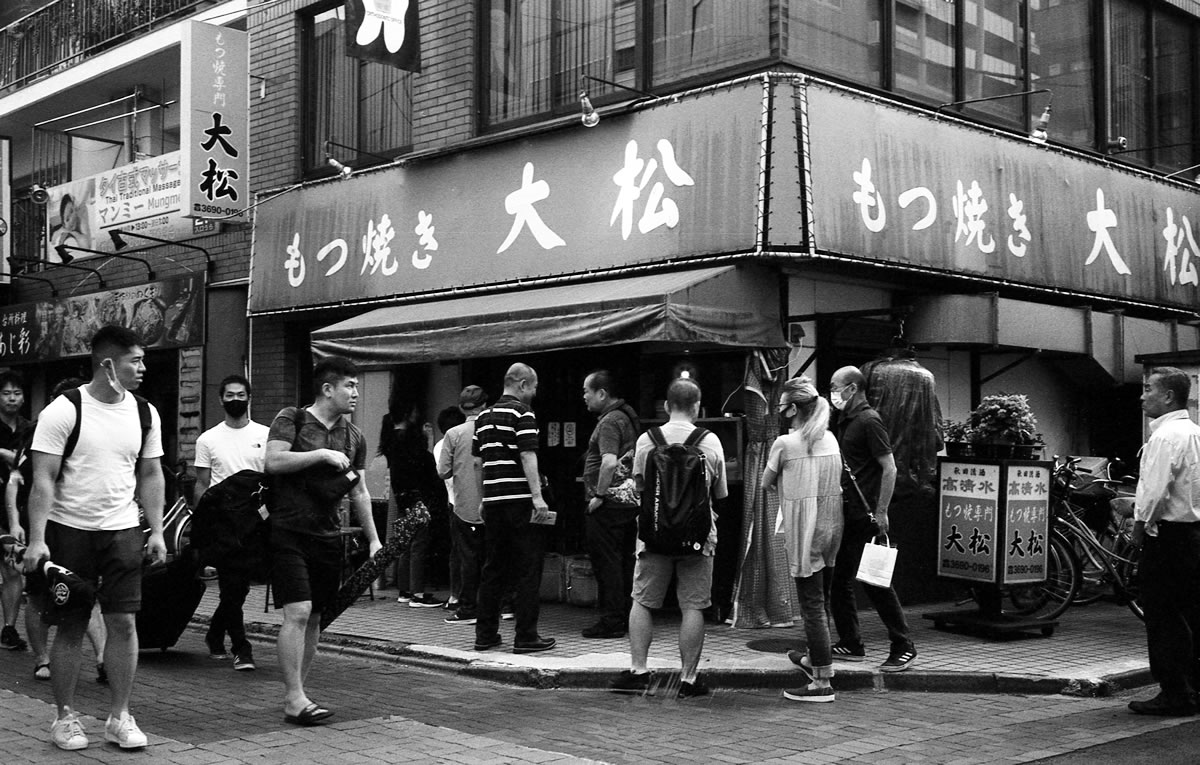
[0,0,214,93]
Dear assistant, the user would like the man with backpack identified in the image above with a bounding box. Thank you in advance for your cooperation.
[611,376,727,699]
[193,374,270,670]
[23,325,166,750]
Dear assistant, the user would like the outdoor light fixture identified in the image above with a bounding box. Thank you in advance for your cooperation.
[1105,137,1128,153]
[109,229,213,276]
[57,243,154,280]
[326,155,353,178]
[27,184,49,205]
[10,254,103,288]
[322,139,393,179]
[579,91,600,128]
[936,88,1053,143]
[4,267,57,296]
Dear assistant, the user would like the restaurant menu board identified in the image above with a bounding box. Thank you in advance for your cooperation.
[937,461,1001,583]
[1002,464,1051,585]
[0,274,204,364]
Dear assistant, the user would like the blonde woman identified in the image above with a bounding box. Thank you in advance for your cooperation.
[762,376,844,702]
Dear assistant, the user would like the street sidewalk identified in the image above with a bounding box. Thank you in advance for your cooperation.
[201,582,1151,697]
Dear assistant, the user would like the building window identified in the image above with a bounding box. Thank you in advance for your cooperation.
[303,6,413,176]
[783,0,884,87]
[962,0,1026,127]
[1029,0,1095,150]
[892,0,956,104]
[649,0,768,87]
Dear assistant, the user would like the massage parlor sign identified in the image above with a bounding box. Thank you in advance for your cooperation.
[937,460,1051,586]
[0,274,204,365]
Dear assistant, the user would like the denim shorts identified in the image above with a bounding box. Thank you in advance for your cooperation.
[631,551,713,611]
[45,521,143,614]
[268,526,341,614]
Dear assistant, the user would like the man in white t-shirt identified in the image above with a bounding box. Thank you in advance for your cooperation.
[24,325,166,751]
[193,374,269,671]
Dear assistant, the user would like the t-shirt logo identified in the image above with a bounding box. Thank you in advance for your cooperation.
[51,581,71,607]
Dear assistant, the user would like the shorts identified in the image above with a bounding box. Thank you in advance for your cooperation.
[631,551,713,611]
[268,526,341,614]
[44,521,143,614]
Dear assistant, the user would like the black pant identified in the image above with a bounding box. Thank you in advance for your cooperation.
[1140,521,1200,703]
[830,515,912,652]
[475,503,543,644]
[584,501,638,629]
[206,566,251,656]
[449,513,484,612]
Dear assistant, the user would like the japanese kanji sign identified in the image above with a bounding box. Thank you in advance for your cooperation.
[345,0,420,73]
[181,21,249,222]
[250,80,765,313]
[1002,463,1051,585]
[938,461,1001,583]
[807,83,1200,312]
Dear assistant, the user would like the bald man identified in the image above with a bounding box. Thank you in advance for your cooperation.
[470,364,555,654]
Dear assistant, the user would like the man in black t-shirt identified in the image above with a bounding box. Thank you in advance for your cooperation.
[0,372,31,651]
[828,366,917,673]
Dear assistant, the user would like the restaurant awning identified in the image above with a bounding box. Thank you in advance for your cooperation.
[310,265,785,367]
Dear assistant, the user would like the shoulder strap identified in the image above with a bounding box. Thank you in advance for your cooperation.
[684,427,710,448]
[61,388,83,464]
[648,426,666,447]
[134,394,151,458]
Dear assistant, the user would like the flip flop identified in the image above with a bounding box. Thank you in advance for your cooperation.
[34,663,50,681]
[283,702,333,726]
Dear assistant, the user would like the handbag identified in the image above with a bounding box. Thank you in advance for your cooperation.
[856,535,897,588]
[605,449,640,506]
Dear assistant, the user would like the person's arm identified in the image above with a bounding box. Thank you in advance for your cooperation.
[761,439,783,491]
[587,453,619,514]
[436,432,454,480]
[139,456,167,565]
[519,450,548,520]
[873,452,898,535]
[265,440,349,474]
[193,466,212,506]
[0,448,17,468]
[23,451,60,571]
[349,475,382,554]
[1133,438,1175,546]
[5,472,22,544]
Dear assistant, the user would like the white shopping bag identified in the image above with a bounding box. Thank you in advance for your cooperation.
[855,535,897,588]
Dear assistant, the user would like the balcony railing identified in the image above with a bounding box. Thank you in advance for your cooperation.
[1,0,210,93]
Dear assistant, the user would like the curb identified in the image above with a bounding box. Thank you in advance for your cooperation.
[194,621,1155,698]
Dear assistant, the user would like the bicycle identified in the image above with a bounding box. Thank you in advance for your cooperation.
[1048,456,1143,621]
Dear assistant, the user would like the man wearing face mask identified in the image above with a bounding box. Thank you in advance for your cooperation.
[193,375,270,671]
[827,367,917,673]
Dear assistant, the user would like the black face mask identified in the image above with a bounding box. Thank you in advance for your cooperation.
[222,399,249,418]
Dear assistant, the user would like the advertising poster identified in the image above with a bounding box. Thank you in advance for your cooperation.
[45,178,98,260]
[1001,463,1052,585]
[0,274,204,365]
[937,461,1001,583]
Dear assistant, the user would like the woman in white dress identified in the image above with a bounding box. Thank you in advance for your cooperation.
[762,376,844,702]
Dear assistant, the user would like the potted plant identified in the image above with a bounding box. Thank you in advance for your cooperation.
[940,419,975,458]
[966,393,1043,459]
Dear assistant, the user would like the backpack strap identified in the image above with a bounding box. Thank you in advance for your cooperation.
[59,389,153,480]
[648,426,666,447]
[683,427,710,448]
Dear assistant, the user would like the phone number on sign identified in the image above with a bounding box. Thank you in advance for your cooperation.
[192,203,240,216]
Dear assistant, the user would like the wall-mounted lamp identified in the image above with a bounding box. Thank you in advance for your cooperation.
[579,91,600,128]
[27,184,49,205]
[9,255,103,288]
[326,155,353,178]
[1105,137,1128,153]
[322,139,394,179]
[109,229,212,276]
[5,268,57,296]
[57,243,154,280]
[936,87,1053,144]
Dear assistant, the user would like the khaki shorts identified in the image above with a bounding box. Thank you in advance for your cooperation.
[631,551,713,611]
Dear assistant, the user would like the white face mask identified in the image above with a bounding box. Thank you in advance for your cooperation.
[830,386,850,411]
[103,359,127,396]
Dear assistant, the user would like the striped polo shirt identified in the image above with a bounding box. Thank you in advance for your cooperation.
[472,394,539,507]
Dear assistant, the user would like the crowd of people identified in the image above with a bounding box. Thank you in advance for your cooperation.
[0,324,1194,753]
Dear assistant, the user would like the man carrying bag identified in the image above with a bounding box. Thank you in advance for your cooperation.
[827,366,917,673]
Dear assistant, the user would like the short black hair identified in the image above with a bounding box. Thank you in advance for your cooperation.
[0,371,25,393]
[585,369,618,398]
[90,325,143,366]
[312,356,358,398]
[1149,366,1190,407]
[219,374,251,397]
[437,405,466,435]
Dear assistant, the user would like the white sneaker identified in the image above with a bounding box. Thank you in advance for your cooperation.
[50,713,88,750]
[104,712,148,749]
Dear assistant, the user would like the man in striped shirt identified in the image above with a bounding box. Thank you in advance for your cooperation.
[471,363,555,654]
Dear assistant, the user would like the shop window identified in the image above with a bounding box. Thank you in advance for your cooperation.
[302,5,413,177]
[1029,0,1095,150]
[782,0,884,88]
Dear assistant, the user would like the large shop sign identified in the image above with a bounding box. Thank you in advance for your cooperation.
[0,274,205,365]
[807,83,1200,312]
[250,80,770,313]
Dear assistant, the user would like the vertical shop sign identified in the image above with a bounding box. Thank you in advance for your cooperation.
[181,21,249,222]
[345,0,420,72]
[1002,463,1051,584]
[937,461,1000,583]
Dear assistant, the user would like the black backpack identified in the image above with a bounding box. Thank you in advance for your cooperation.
[638,426,713,555]
[189,469,271,578]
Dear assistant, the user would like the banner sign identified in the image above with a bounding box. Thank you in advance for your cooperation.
[0,136,9,282]
[250,80,766,313]
[807,83,1200,312]
[181,21,249,221]
[1001,463,1051,585]
[0,274,205,365]
[345,0,420,72]
[937,461,1001,583]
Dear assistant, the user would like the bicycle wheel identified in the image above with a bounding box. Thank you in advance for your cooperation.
[1006,531,1080,621]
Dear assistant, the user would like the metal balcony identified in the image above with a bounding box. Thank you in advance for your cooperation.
[0,0,211,93]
